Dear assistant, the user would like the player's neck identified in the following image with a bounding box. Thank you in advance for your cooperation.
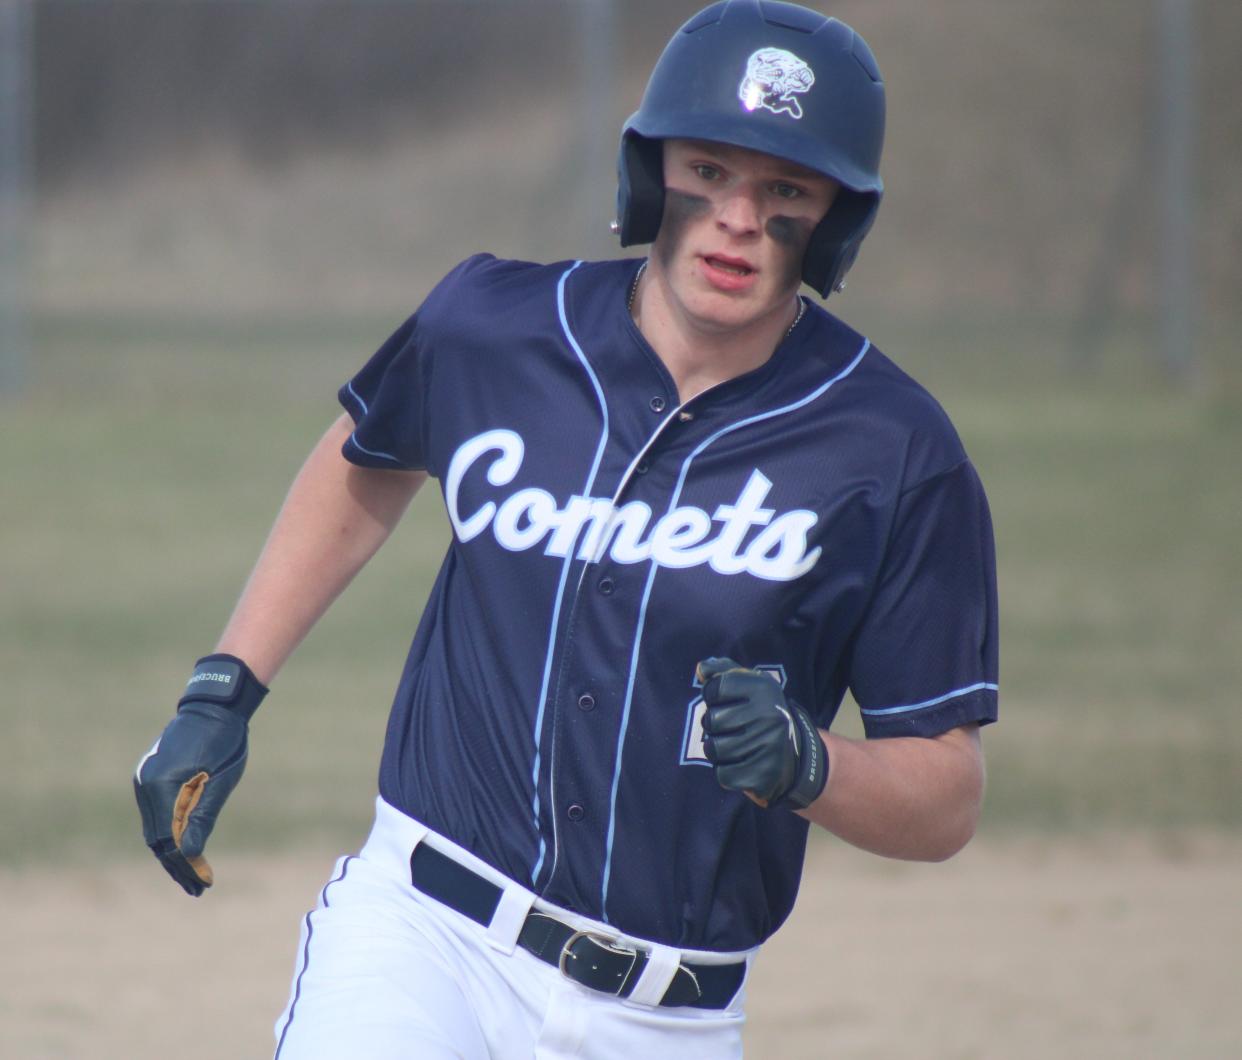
[632,263,800,405]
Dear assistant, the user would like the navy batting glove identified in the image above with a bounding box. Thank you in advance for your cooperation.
[133,655,267,896]
[696,657,828,810]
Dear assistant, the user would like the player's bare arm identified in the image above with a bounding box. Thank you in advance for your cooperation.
[698,658,986,862]
[216,412,426,684]
[134,413,423,895]
[804,724,985,862]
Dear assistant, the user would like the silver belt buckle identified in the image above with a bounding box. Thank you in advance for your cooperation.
[558,928,641,995]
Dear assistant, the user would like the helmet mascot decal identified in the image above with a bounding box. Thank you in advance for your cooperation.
[738,47,816,119]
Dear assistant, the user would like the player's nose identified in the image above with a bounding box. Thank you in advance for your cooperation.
[715,186,762,238]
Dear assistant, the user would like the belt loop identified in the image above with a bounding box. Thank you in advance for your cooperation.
[367,798,428,871]
[624,942,680,1007]
[401,823,430,875]
[405,819,430,852]
[485,881,535,955]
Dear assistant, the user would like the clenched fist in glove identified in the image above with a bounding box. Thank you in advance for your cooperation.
[133,654,267,895]
[696,657,829,810]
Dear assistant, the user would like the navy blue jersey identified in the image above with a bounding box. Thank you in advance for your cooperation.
[339,254,998,951]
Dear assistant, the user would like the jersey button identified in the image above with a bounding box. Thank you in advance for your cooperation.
[597,577,615,595]
[567,804,585,822]
[577,693,596,711]
[636,460,650,475]
[649,396,666,413]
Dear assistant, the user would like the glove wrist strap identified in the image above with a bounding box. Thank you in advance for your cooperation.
[776,707,829,810]
[178,653,269,721]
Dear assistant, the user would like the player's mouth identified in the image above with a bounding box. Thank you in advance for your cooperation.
[701,253,758,292]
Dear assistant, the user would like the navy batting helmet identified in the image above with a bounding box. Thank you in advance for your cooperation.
[616,0,885,297]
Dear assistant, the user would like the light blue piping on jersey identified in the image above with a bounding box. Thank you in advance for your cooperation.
[859,681,999,717]
[529,260,610,887]
[600,336,873,919]
[345,380,404,464]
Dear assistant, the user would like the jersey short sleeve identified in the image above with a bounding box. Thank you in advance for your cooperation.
[337,254,500,472]
[848,458,999,738]
[338,311,428,470]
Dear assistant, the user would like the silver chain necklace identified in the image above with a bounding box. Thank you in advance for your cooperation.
[627,261,647,312]
[628,259,806,338]
[786,296,807,337]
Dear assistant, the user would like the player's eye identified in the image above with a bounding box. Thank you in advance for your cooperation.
[772,182,803,200]
[693,163,722,182]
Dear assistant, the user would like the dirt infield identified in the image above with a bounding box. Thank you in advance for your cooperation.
[3,833,1238,1059]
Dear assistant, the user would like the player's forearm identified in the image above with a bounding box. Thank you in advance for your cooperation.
[215,413,426,684]
[798,724,985,862]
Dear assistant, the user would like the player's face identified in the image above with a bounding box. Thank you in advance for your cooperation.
[653,139,839,334]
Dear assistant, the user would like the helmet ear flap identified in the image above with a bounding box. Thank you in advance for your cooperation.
[615,132,665,247]
[802,190,879,297]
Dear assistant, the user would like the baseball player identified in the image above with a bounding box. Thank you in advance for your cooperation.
[133,2,998,1057]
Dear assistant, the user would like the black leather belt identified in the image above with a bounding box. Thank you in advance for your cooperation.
[409,843,745,1010]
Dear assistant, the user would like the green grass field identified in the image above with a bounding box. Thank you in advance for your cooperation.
[3,310,1239,868]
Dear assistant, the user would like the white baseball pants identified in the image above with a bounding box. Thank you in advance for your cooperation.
[273,798,752,1059]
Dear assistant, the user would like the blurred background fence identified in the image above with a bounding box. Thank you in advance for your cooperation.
[2,0,1240,865]
[4,1,1239,359]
